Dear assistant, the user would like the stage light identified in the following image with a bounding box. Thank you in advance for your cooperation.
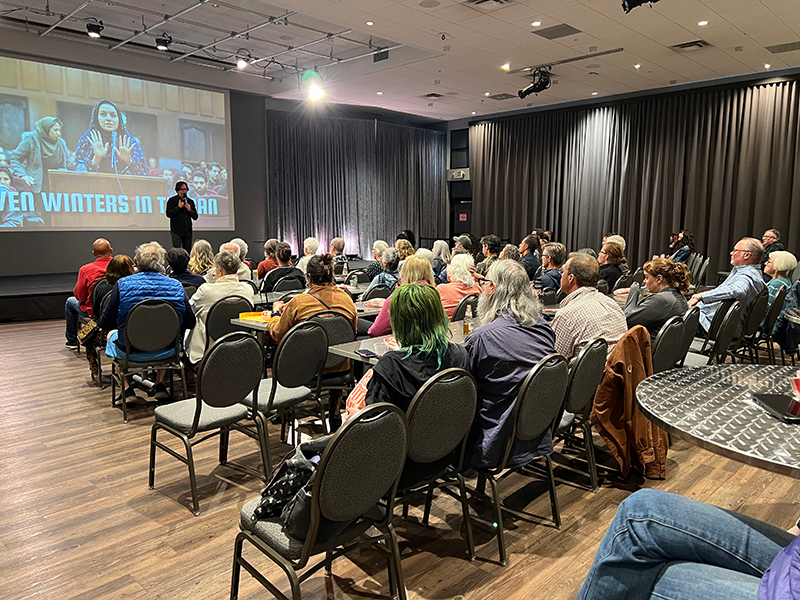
[377,91,383,95]
[302,69,324,101]
[765,63,771,69]
[501,63,510,70]
[634,63,641,69]
[86,21,104,38]
[621,0,660,14]
[155,35,172,51]
[236,58,248,69]
[518,67,551,99]
[309,84,324,101]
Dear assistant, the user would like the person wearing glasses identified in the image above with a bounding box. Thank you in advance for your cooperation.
[538,242,567,291]
[687,238,766,337]
[165,180,198,251]
[760,229,785,282]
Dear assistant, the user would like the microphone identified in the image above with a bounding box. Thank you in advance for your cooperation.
[111,130,117,170]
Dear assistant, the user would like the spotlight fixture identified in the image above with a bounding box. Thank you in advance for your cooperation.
[236,58,248,69]
[765,63,771,69]
[501,63,510,70]
[634,63,641,69]
[155,34,172,51]
[621,0,660,14]
[86,20,104,38]
[309,84,324,101]
[377,91,383,95]
[484,91,490,96]
[518,67,551,99]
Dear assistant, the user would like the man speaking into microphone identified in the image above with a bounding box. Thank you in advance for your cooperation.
[165,180,198,251]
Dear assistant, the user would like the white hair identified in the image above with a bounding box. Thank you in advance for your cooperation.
[135,241,166,273]
[432,240,451,265]
[606,235,626,252]
[229,238,248,260]
[447,253,474,286]
[478,259,542,327]
[415,248,436,270]
[304,237,319,254]
[373,240,389,256]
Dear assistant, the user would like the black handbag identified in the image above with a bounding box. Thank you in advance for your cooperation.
[253,444,317,520]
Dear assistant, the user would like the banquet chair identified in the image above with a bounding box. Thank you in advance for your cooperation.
[689,298,736,355]
[631,267,645,285]
[612,273,633,292]
[273,276,306,293]
[242,279,259,294]
[111,299,188,423]
[470,354,569,566]
[231,403,409,600]
[452,294,479,321]
[239,321,328,471]
[181,282,198,298]
[553,338,608,492]
[333,261,345,277]
[362,284,392,301]
[684,301,741,366]
[651,316,685,373]
[596,280,610,295]
[755,285,788,365]
[677,306,700,366]
[729,288,770,363]
[204,295,254,354]
[541,288,558,307]
[89,290,113,388]
[394,369,478,560]
[308,310,357,422]
[149,332,265,515]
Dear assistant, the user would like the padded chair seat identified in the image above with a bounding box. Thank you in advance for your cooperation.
[682,352,711,367]
[154,399,248,434]
[242,379,313,412]
[239,497,376,561]
[689,338,706,354]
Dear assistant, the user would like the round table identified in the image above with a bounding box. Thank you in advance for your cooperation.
[637,365,800,478]
[784,306,800,325]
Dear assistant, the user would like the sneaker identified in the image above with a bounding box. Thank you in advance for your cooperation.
[114,386,137,407]
[65,341,79,350]
[153,382,170,401]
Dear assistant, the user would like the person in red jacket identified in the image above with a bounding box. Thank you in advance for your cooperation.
[65,238,113,349]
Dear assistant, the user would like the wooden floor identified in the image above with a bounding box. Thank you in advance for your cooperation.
[2,320,799,600]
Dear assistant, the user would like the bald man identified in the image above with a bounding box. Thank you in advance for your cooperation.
[65,238,113,349]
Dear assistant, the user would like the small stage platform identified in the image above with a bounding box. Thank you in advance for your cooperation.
[0,273,75,322]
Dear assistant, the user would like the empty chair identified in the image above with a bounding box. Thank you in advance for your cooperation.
[149,332,265,515]
[651,316,685,373]
[273,276,305,293]
[204,295,255,354]
[631,267,645,285]
[730,287,770,363]
[452,294,479,321]
[362,284,392,301]
[553,338,608,492]
[684,301,741,366]
[231,403,409,600]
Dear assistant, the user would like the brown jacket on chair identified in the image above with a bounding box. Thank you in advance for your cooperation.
[590,325,669,479]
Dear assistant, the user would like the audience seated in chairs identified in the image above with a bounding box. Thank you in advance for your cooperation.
[670,229,695,264]
[345,282,469,486]
[188,238,214,275]
[432,239,451,280]
[519,234,541,281]
[552,252,628,362]
[624,258,691,340]
[361,247,400,299]
[257,238,279,279]
[329,237,347,263]
[363,239,389,280]
[538,242,567,290]
[166,247,205,287]
[395,238,415,269]
[436,253,481,319]
[688,237,766,337]
[499,243,521,263]
[65,237,113,349]
[266,253,357,429]
[764,250,797,317]
[98,241,195,403]
[761,228,785,282]
[296,236,319,274]
[185,250,254,365]
[259,242,305,293]
[369,255,437,337]
[463,259,557,470]
[230,237,253,269]
[598,241,626,290]
[475,234,501,276]
[205,241,252,283]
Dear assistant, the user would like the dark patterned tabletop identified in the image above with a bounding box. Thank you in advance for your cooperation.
[637,365,800,478]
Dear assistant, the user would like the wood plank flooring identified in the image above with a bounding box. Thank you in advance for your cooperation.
[2,319,799,599]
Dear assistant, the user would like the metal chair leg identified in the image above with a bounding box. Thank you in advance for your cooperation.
[254,412,273,478]
[387,524,407,600]
[324,550,333,575]
[487,475,507,567]
[582,420,599,492]
[457,473,476,561]
[545,455,562,529]
[219,428,230,465]
[230,531,245,600]
[181,435,200,516]
[421,482,435,526]
[148,424,159,488]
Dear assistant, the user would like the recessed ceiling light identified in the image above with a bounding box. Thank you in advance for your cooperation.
[472,111,476,115]
[365,21,374,26]
[532,21,541,27]
[591,91,598,96]
[236,58,248,69]
[634,63,641,69]
[86,21,104,38]
[377,91,383,95]
[765,63,771,69]
[484,91,490,96]
[698,20,708,26]
[501,63,510,70]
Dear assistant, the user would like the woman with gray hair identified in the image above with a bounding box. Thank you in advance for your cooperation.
[431,240,451,279]
[436,253,480,319]
[361,247,401,297]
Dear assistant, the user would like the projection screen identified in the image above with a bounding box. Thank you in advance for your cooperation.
[0,56,234,230]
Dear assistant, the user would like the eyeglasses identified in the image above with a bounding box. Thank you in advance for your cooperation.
[477,277,493,288]
[762,235,776,240]
[598,250,607,255]
[731,248,750,254]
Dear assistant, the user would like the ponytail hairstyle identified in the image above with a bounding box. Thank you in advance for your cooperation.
[306,253,335,284]
[644,257,692,293]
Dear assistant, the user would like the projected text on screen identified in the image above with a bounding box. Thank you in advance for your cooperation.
[0,56,233,230]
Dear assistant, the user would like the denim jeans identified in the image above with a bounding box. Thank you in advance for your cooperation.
[65,296,88,344]
[577,489,795,600]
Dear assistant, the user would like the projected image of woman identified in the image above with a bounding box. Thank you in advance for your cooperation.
[8,116,72,193]
[72,99,147,176]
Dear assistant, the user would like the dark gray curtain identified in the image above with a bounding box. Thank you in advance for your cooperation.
[266,113,446,258]
[470,78,800,281]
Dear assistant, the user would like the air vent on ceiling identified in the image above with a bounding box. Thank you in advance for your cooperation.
[488,93,516,100]
[421,92,445,99]
[671,39,711,53]
[533,24,581,40]
[767,41,800,54]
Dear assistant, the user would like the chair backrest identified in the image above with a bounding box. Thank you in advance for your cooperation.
[612,273,632,292]
[362,284,392,301]
[700,298,736,352]
[695,257,709,287]
[763,284,788,336]
[97,291,112,320]
[205,295,254,349]
[273,275,305,293]
[651,316,685,373]
[708,301,742,364]
[349,270,371,284]
[492,354,568,472]
[333,261,345,276]
[307,310,357,370]
[739,287,769,339]
[452,293,479,321]
[631,267,645,285]
[563,338,608,417]
[596,280,609,295]
[405,369,477,467]
[191,332,263,435]
[310,404,408,548]
[678,305,700,365]
[181,283,198,298]
[271,321,329,391]
[279,290,305,302]
[541,288,557,306]
[686,252,699,274]
[242,279,259,294]
[123,299,181,355]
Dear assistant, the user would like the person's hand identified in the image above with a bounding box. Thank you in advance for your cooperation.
[22,175,34,186]
[688,295,700,307]
[89,130,109,164]
[178,198,185,209]
[272,301,285,314]
[469,265,478,280]
[114,134,134,165]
